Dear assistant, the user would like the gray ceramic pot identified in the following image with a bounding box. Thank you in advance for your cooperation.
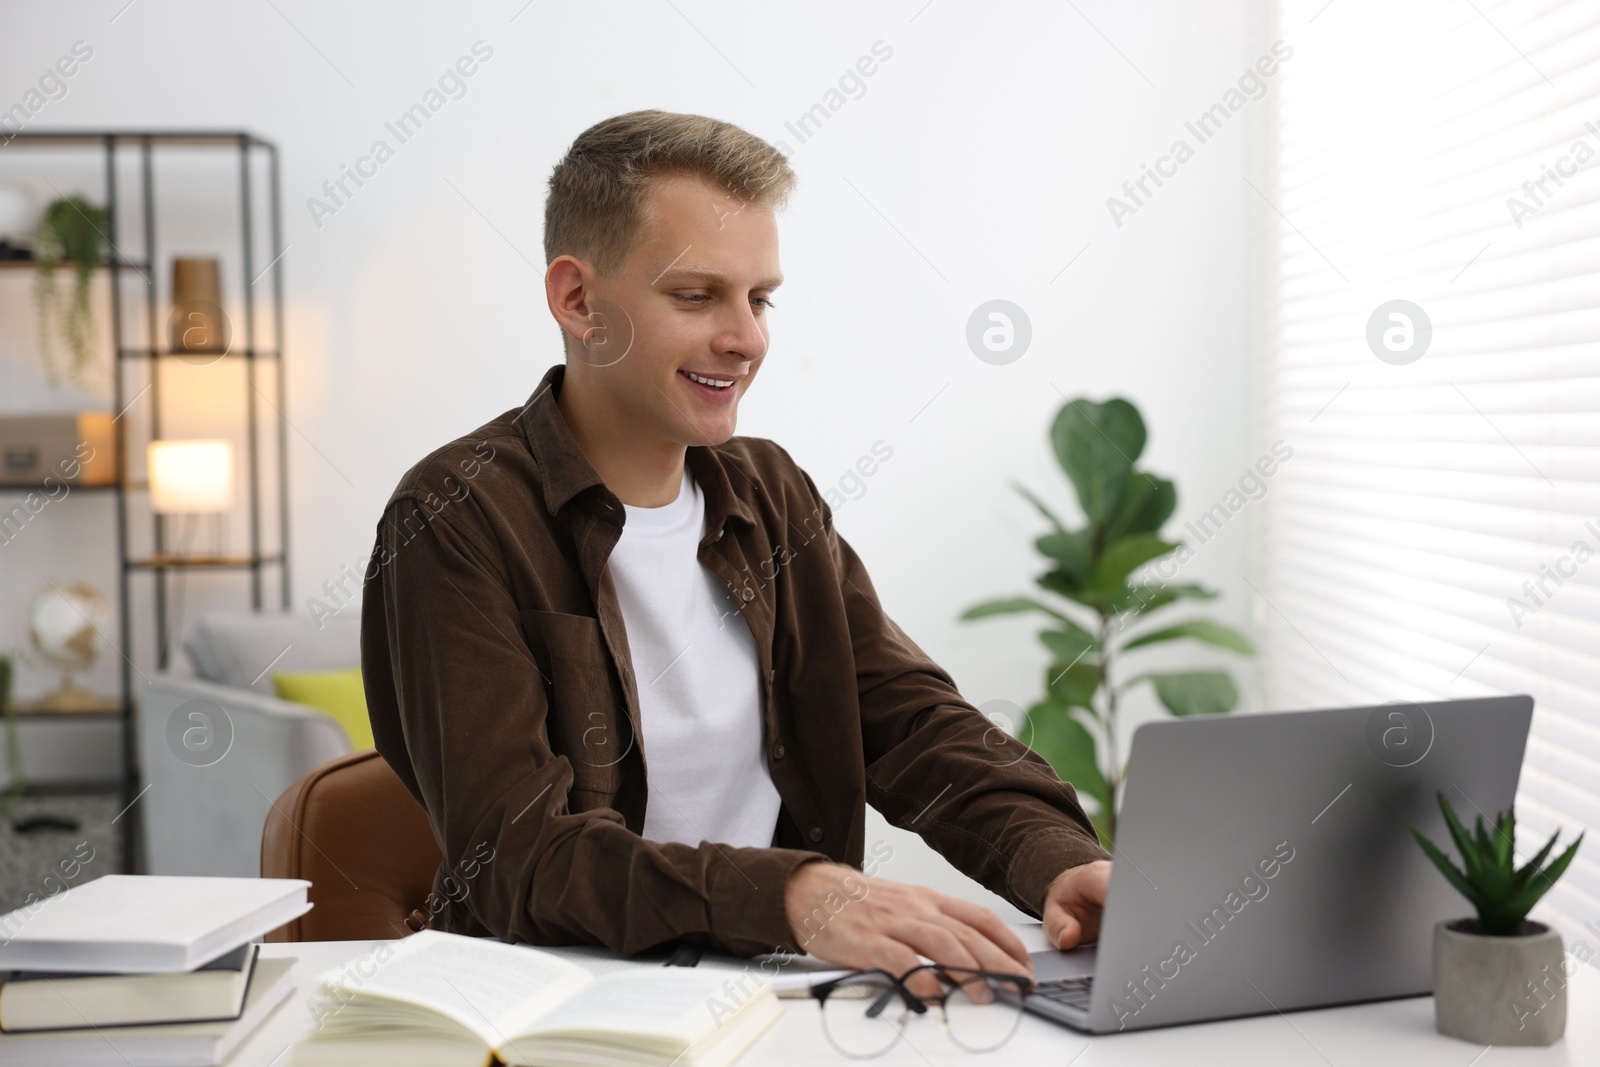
[1434,919,1566,1045]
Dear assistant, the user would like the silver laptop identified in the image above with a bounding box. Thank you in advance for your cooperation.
[1023,694,1534,1033]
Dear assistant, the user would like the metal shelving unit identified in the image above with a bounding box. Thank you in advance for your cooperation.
[0,131,291,874]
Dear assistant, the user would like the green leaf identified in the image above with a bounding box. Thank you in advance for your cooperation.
[1493,809,1515,871]
[1087,807,1114,849]
[1039,624,1099,666]
[1510,829,1561,892]
[1121,619,1256,656]
[1125,670,1238,716]
[1501,834,1585,925]
[1026,702,1110,815]
[1104,473,1176,542]
[1083,534,1181,602]
[1010,480,1071,536]
[959,596,1073,626]
[1046,659,1102,712]
[1038,569,1086,601]
[1036,529,1094,587]
[1411,827,1486,914]
[1438,793,1484,885]
[1109,582,1218,617]
[1051,398,1146,529]
[1472,813,1494,870]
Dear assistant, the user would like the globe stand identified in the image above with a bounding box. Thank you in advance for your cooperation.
[36,672,104,712]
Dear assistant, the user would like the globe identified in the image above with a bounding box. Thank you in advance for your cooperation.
[29,582,110,711]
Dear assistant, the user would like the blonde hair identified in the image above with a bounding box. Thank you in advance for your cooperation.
[543,109,796,278]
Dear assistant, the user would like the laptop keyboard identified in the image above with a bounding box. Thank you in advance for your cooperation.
[1032,976,1094,1010]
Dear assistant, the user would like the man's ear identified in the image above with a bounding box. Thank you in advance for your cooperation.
[545,255,593,353]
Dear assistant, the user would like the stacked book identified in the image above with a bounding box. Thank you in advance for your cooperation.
[0,875,310,1066]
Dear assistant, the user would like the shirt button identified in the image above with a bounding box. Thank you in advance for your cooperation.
[741,588,755,602]
[772,743,785,760]
[808,827,824,843]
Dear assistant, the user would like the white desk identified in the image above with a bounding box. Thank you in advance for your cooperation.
[230,925,1597,1065]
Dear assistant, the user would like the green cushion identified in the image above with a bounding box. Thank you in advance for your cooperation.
[272,667,374,750]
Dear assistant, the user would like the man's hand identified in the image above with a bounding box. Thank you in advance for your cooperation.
[784,861,1032,1000]
[1043,859,1111,950]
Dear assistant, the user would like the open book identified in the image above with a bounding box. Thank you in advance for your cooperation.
[293,930,781,1067]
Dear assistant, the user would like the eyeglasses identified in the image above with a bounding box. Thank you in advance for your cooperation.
[809,965,1033,1058]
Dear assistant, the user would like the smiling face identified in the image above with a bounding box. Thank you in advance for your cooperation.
[549,172,782,451]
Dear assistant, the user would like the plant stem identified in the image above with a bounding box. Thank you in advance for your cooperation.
[1098,611,1118,845]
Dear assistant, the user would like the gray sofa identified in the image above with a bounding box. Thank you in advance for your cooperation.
[135,610,363,877]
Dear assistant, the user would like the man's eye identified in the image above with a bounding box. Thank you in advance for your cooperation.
[674,293,777,310]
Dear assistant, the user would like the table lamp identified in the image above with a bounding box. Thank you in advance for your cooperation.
[148,439,234,557]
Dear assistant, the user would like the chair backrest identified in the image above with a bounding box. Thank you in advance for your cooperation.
[184,609,362,695]
[260,749,443,941]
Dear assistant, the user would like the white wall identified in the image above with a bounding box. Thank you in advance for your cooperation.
[0,0,1252,912]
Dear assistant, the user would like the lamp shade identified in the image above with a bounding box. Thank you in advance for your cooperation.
[148,439,233,514]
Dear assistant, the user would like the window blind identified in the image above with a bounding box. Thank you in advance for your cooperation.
[1250,0,1600,935]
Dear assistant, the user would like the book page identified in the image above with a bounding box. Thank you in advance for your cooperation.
[515,969,757,1045]
[319,931,593,1046]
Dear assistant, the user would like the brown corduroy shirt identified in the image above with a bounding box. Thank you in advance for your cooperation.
[362,361,1110,957]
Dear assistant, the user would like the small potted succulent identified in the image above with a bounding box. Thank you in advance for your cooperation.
[1411,791,1583,1045]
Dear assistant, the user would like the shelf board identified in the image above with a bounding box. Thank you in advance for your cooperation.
[0,259,152,272]
[0,480,128,493]
[10,700,126,719]
[118,347,280,360]
[126,552,285,570]
[1,130,274,148]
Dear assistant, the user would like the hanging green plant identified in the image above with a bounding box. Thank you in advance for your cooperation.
[34,195,108,387]
[0,655,23,816]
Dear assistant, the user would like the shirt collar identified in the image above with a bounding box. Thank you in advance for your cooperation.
[516,362,757,535]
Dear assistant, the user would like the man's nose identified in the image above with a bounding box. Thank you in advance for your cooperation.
[722,302,769,360]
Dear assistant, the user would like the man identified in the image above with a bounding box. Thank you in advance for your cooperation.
[363,110,1111,990]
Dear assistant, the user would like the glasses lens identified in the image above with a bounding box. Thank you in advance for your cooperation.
[938,970,1026,1053]
[820,974,910,1058]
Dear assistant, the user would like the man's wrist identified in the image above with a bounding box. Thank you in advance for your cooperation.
[706,848,831,956]
[782,858,849,951]
[1007,827,1110,918]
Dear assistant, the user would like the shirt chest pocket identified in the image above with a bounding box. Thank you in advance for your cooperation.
[519,608,630,805]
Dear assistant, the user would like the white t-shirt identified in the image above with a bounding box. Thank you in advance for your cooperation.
[607,464,782,849]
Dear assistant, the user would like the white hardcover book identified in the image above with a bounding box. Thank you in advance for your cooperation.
[1,942,260,1031]
[0,876,311,973]
[0,955,296,1067]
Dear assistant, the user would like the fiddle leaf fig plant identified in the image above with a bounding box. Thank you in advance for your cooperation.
[1411,791,1583,936]
[34,195,107,387]
[960,397,1255,846]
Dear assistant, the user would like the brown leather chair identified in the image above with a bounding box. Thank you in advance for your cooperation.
[260,749,443,941]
